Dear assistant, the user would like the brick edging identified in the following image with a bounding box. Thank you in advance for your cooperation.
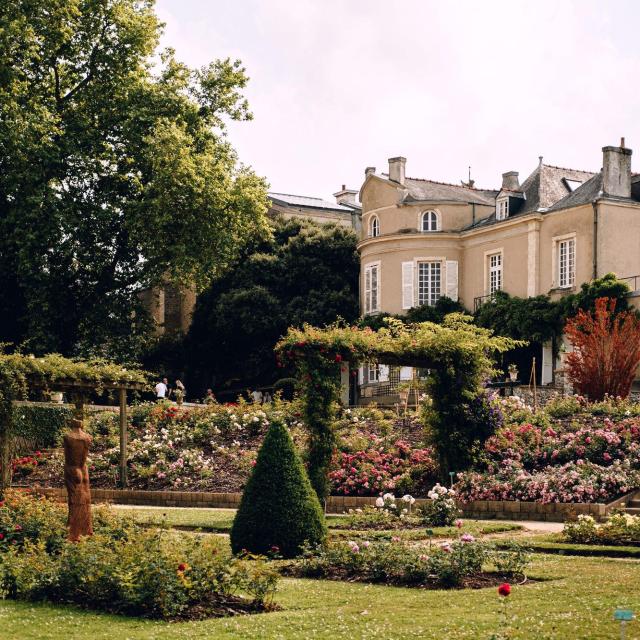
[28,487,612,521]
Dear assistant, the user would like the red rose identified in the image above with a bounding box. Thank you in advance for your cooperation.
[498,583,511,597]
[335,354,343,362]
[14,524,22,532]
[0,501,4,508]
[177,563,187,572]
[0,533,4,540]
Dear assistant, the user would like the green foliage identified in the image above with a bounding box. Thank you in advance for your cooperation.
[185,217,359,394]
[559,272,632,318]
[277,315,519,494]
[420,484,460,527]
[10,404,72,449]
[563,513,640,546]
[0,0,269,359]
[230,419,326,558]
[359,297,466,331]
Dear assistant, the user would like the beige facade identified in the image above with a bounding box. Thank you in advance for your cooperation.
[358,144,640,320]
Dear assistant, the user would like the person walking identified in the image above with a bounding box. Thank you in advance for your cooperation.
[155,377,168,400]
[204,388,216,404]
[174,379,186,405]
[251,389,263,404]
[262,391,272,404]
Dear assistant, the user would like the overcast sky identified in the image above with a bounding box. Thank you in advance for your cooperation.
[156,0,640,201]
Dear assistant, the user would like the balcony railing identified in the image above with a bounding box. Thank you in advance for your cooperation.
[620,275,640,292]
[473,293,496,313]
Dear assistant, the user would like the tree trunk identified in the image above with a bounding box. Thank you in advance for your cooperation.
[0,423,12,499]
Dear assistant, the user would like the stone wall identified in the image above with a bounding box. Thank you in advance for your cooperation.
[33,487,612,521]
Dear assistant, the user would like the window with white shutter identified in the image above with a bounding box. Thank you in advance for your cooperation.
[402,261,414,310]
[378,364,389,382]
[364,262,380,314]
[417,261,441,306]
[445,260,458,301]
[558,239,575,288]
[487,253,502,295]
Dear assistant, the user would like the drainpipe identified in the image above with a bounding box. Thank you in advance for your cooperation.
[472,203,476,226]
[591,200,599,279]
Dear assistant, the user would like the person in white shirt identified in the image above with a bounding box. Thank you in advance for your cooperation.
[251,389,263,404]
[155,378,168,399]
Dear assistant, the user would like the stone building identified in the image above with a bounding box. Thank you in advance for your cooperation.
[145,188,361,335]
[357,140,640,395]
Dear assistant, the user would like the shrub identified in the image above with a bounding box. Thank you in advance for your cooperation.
[545,395,584,419]
[230,418,326,558]
[565,297,640,401]
[563,513,640,546]
[10,404,72,449]
[421,483,460,526]
[294,537,529,588]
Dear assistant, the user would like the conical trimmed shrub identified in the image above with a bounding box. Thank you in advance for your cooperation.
[230,418,326,558]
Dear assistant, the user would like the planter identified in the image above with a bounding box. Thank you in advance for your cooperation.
[49,392,64,404]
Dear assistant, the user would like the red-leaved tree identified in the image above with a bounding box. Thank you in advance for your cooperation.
[564,297,640,401]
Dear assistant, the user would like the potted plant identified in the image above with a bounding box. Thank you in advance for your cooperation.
[49,391,64,404]
[507,364,518,382]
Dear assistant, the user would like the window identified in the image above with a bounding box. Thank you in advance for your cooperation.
[364,262,380,313]
[496,198,509,220]
[558,238,575,288]
[421,210,439,232]
[369,215,380,238]
[367,364,379,382]
[488,253,502,295]
[417,261,441,306]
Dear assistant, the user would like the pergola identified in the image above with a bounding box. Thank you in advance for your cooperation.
[0,353,150,494]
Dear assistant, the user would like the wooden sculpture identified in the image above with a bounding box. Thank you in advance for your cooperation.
[63,417,93,541]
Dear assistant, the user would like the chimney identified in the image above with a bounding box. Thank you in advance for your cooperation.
[388,156,406,185]
[602,139,632,198]
[501,171,520,191]
[365,166,376,177]
[334,185,358,206]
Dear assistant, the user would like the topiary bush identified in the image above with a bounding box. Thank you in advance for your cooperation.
[230,418,326,558]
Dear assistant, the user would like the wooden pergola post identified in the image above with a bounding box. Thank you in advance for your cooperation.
[118,387,128,488]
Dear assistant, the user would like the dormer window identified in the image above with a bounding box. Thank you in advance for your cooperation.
[369,215,380,238]
[421,210,439,232]
[496,198,509,220]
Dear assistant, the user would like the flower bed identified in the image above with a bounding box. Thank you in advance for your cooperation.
[288,537,531,589]
[563,513,640,546]
[0,491,278,620]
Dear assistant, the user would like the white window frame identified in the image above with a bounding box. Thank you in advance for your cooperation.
[487,251,503,295]
[367,363,379,382]
[368,215,380,238]
[417,260,442,306]
[483,248,503,296]
[420,210,440,232]
[363,261,381,314]
[554,235,576,289]
[496,198,509,220]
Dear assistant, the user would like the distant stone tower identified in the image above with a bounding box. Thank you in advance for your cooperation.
[139,283,196,336]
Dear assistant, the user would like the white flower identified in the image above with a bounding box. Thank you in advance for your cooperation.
[375,497,384,507]
[382,493,395,501]
[402,494,415,503]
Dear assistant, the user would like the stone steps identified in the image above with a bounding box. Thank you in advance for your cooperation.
[623,491,640,515]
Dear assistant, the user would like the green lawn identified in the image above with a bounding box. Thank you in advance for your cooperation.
[114,506,522,539]
[496,533,640,559]
[1,555,639,639]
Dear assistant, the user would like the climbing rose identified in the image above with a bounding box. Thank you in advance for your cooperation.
[498,583,511,597]
[177,563,187,572]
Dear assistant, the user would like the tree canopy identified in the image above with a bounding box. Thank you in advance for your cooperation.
[184,216,359,396]
[0,0,269,361]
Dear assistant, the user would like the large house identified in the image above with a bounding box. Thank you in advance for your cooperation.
[357,140,640,393]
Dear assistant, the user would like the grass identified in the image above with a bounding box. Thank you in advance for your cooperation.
[114,506,521,539]
[1,555,639,639]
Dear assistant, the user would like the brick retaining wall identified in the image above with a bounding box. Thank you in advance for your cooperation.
[29,486,612,521]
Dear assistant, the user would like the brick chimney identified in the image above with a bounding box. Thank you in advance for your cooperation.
[501,171,520,190]
[602,138,632,198]
[388,157,406,185]
[334,185,358,206]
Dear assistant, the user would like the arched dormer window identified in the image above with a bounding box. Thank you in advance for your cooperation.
[369,215,380,238]
[421,210,439,232]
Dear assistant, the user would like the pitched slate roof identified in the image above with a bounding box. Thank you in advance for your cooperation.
[547,173,604,211]
[379,174,498,206]
[268,192,356,213]
[519,163,596,213]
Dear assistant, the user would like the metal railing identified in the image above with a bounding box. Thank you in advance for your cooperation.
[620,275,640,292]
[473,293,496,312]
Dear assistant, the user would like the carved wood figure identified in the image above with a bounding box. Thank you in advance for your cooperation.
[63,417,93,541]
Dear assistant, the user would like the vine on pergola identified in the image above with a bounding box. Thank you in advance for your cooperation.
[276,314,520,500]
[0,352,149,497]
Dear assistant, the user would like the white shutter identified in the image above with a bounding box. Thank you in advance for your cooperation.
[402,261,414,310]
[445,260,458,301]
[358,366,364,384]
[542,341,554,385]
[400,366,413,381]
[364,267,371,313]
[378,364,389,382]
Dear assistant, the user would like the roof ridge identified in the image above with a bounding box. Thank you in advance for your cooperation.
[542,163,596,175]
[269,192,324,200]
[383,172,496,192]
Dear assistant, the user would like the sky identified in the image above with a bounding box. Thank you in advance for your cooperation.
[156,0,640,201]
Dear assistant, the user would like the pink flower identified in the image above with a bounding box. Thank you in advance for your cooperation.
[455,519,463,528]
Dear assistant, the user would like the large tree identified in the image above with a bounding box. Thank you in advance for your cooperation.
[0,0,269,360]
[185,216,360,395]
